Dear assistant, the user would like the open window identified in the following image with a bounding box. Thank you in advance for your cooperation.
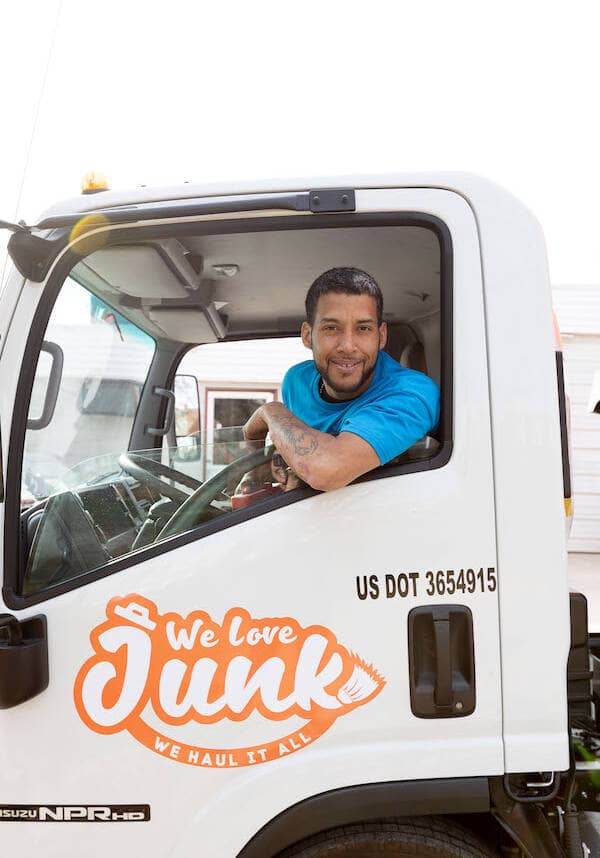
[8,215,451,605]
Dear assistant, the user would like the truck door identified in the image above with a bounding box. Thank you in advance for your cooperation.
[0,187,500,857]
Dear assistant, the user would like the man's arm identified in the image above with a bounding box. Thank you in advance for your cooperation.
[243,402,379,492]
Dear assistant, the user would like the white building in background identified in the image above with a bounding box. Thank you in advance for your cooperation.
[553,285,600,553]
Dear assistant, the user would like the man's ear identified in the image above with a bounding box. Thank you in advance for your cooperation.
[301,321,312,350]
[378,321,388,350]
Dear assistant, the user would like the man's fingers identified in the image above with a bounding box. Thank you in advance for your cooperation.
[242,435,266,453]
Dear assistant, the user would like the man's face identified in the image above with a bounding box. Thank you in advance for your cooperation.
[301,292,387,400]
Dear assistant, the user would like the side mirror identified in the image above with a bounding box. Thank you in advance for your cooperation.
[171,374,201,462]
[174,374,201,438]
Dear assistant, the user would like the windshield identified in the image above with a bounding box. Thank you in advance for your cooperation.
[21,276,155,508]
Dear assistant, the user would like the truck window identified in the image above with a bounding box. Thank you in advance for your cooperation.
[12,219,449,602]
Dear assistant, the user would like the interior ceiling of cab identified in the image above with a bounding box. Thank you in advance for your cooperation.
[73,225,441,344]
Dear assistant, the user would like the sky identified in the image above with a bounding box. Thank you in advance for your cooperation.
[1,0,600,285]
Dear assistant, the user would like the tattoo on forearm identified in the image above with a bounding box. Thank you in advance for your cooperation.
[273,414,319,457]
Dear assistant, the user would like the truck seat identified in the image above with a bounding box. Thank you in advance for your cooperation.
[383,322,441,460]
[384,322,429,376]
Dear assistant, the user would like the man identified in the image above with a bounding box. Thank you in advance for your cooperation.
[243,267,440,491]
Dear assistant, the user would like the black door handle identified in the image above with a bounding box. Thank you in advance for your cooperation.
[408,605,475,718]
[0,614,48,708]
[433,618,453,707]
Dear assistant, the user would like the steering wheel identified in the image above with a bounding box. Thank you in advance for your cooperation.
[157,445,275,541]
[118,452,202,504]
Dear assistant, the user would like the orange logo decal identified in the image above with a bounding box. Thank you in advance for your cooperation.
[74,595,385,768]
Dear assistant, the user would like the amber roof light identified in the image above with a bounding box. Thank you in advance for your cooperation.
[81,171,109,194]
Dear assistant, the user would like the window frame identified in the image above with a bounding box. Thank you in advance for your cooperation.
[3,211,453,609]
[203,387,278,479]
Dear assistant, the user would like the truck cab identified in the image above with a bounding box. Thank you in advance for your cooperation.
[0,175,589,856]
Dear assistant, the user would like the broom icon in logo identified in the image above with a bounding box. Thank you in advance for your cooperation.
[337,655,385,707]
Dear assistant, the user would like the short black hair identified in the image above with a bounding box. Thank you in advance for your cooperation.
[305,267,384,325]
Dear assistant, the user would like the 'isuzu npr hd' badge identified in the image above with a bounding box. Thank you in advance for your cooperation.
[74,595,385,768]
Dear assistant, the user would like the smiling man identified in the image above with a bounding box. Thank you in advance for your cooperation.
[243,268,440,491]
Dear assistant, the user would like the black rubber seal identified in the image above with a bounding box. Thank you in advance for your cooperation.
[555,351,572,501]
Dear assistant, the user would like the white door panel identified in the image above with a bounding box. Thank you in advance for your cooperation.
[0,188,499,857]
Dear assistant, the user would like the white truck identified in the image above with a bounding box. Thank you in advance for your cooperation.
[0,174,595,857]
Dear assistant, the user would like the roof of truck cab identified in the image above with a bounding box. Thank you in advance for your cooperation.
[36,172,534,223]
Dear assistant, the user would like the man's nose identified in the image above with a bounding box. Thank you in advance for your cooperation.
[337,330,357,353]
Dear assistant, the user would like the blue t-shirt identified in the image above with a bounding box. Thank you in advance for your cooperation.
[281,351,440,465]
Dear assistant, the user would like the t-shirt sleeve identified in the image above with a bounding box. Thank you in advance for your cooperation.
[340,374,440,465]
[282,360,314,413]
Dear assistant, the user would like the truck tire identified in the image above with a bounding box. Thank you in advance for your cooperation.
[277,817,500,857]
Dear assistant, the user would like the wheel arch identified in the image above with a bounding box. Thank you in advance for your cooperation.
[236,777,491,858]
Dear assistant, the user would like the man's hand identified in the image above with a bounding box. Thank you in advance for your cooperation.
[243,402,379,492]
[242,406,269,441]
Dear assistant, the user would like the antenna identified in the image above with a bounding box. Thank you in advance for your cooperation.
[0,2,62,290]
